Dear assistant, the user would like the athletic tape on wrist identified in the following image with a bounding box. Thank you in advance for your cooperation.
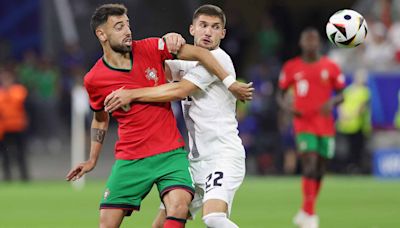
[222,75,235,88]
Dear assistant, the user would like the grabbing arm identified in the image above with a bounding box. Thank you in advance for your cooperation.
[176,44,253,101]
[104,80,198,113]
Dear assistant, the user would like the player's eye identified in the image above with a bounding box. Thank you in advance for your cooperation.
[115,24,123,31]
[213,25,220,30]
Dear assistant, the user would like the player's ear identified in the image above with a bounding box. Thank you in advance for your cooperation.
[96,28,107,42]
[220,28,226,39]
[189,24,195,36]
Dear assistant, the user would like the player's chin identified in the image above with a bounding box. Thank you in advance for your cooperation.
[199,42,215,50]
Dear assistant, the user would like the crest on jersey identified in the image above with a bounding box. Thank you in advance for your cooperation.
[145,67,159,86]
[321,69,329,81]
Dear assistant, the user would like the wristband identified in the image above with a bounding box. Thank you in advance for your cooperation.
[222,75,235,88]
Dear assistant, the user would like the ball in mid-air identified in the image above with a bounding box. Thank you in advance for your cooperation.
[326,9,368,48]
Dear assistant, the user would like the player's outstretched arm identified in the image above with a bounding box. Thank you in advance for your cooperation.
[103,80,198,113]
[176,44,253,101]
[66,111,109,181]
[320,89,345,115]
[276,89,302,117]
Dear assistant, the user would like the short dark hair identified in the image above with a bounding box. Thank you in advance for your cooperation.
[90,3,128,35]
[193,4,226,27]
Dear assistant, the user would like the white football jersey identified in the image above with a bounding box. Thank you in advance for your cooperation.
[166,48,245,161]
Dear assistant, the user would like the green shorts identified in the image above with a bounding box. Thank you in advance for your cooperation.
[296,133,335,159]
[100,148,194,216]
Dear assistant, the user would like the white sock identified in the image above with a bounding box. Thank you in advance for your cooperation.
[202,212,239,228]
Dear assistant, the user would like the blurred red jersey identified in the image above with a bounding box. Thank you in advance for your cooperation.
[84,38,184,160]
[279,56,345,136]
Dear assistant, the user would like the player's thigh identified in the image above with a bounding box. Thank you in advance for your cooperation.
[197,157,245,215]
[100,159,155,214]
[296,133,318,153]
[319,136,335,159]
[155,148,195,200]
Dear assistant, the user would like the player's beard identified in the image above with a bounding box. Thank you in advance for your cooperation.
[110,43,132,54]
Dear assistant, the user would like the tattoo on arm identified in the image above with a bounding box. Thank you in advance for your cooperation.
[91,128,106,144]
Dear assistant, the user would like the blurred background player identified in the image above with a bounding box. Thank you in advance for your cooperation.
[103,4,251,228]
[65,3,251,228]
[0,66,29,182]
[277,27,345,228]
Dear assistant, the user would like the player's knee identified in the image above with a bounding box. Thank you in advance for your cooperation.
[302,161,319,178]
[202,212,238,228]
[99,209,125,228]
[165,201,189,218]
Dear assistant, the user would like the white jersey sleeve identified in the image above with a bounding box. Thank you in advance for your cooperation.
[183,48,234,91]
[165,60,197,82]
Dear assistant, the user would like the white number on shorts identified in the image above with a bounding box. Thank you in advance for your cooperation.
[205,171,224,192]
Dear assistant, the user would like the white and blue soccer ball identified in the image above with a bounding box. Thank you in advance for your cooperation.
[326,9,368,48]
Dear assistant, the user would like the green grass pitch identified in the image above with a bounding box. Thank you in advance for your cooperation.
[0,176,399,227]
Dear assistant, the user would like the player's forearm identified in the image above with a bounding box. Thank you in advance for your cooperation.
[331,90,344,106]
[131,83,189,102]
[177,44,229,81]
[88,112,109,166]
[276,89,288,110]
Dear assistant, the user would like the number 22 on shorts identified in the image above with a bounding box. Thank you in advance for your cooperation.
[205,171,224,193]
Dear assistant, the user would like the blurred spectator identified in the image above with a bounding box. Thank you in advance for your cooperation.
[34,56,62,152]
[248,62,281,174]
[0,67,29,181]
[336,69,371,173]
[256,13,281,62]
[220,9,249,74]
[278,88,298,175]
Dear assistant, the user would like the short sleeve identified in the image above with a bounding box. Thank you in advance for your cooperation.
[156,38,174,61]
[279,62,293,90]
[84,78,103,111]
[330,63,346,90]
[183,64,217,91]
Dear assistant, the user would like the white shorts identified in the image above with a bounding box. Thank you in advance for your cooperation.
[190,156,245,217]
[160,156,245,217]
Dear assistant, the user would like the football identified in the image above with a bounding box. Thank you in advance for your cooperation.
[326,9,368,48]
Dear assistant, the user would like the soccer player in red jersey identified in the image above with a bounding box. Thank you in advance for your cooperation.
[65,3,252,228]
[277,27,345,228]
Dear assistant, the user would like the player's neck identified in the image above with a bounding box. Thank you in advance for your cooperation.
[301,53,321,63]
[103,47,131,69]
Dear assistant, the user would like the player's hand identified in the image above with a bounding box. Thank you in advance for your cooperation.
[288,107,302,117]
[162,32,186,55]
[104,88,132,113]
[66,160,96,181]
[320,100,334,116]
[228,81,254,102]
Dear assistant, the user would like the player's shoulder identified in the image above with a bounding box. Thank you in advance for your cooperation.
[84,58,104,86]
[282,56,301,70]
[212,48,231,59]
[133,37,162,49]
[321,55,339,66]
[211,48,234,65]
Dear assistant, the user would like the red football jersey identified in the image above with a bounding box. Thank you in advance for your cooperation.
[84,38,185,159]
[279,56,345,136]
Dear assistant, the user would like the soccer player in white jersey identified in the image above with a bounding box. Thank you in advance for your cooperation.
[103,5,252,228]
